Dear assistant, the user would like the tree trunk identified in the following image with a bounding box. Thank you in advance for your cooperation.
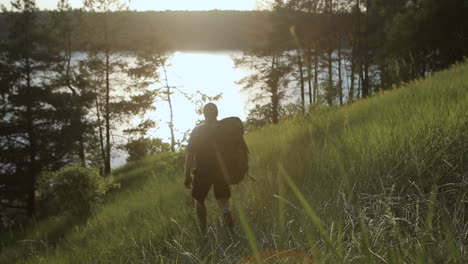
[362,0,370,98]
[271,87,279,124]
[306,2,313,105]
[337,32,344,105]
[26,106,38,216]
[25,57,37,217]
[306,47,313,104]
[65,36,86,167]
[327,49,333,106]
[358,66,363,99]
[24,15,36,216]
[270,53,279,124]
[326,0,334,106]
[104,15,111,175]
[104,50,111,176]
[313,45,319,103]
[95,95,106,174]
[349,35,356,102]
[349,63,355,102]
[26,109,36,217]
[78,137,86,167]
[353,0,362,101]
[297,48,305,113]
[162,64,176,152]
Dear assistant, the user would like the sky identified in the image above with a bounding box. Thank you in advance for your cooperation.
[0,0,259,11]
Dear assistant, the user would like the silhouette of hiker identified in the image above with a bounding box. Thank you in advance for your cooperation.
[184,103,234,235]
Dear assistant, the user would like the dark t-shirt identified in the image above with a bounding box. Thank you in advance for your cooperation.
[187,121,223,176]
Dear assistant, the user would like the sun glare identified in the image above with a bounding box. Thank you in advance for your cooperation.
[147,51,249,143]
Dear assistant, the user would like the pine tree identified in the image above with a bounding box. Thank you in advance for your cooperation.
[0,0,78,215]
[83,0,158,175]
[49,0,95,167]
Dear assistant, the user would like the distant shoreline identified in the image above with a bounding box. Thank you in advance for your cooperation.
[0,10,269,50]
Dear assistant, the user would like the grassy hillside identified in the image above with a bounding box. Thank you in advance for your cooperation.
[1,62,468,263]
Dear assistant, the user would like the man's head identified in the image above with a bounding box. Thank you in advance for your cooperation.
[203,103,218,122]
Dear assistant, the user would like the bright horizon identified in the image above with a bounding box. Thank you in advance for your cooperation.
[0,0,261,11]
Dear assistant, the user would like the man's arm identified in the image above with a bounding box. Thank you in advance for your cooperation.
[184,150,195,189]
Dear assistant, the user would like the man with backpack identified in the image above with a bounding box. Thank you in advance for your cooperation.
[184,103,248,235]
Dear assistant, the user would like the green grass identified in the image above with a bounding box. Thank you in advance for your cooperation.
[1,62,468,263]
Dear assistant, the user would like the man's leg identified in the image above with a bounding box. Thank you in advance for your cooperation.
[195,199,207,235]
[217,198,234,231]
[217,198,230,212]
[191,176,211,236]
[213,175,233,232]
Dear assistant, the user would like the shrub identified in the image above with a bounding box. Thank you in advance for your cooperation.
[39,166,118,216]
[121,137,171,162]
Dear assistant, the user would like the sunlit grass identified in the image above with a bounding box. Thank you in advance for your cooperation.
[1,62,468,263]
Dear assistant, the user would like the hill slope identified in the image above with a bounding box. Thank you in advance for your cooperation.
[1,63,468,263]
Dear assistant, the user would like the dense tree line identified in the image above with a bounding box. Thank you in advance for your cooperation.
[0,10,269,50]
[240,0,468,127]
[0,0,166,218]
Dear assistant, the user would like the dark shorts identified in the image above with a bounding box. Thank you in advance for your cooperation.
[191,170,231,202]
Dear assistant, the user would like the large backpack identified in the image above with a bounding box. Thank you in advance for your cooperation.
[216,117,249,185]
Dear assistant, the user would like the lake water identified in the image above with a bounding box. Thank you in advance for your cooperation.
[113,49,350,167]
